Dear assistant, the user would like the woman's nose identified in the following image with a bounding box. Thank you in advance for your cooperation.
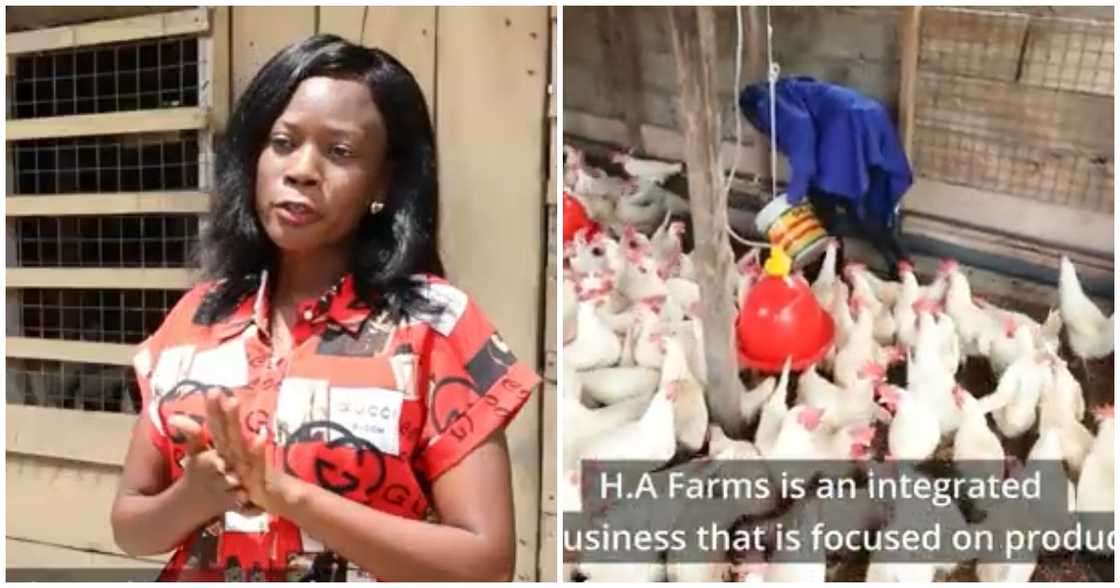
[284,145,321,187]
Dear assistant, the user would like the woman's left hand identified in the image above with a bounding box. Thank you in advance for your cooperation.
[204,390,301,514]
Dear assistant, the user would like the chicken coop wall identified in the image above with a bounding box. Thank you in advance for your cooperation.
[5,6,555,581]
[563,6,1114,302]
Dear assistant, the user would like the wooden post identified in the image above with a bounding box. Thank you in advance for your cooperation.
[897,6,922,159]
[667,6,749,437]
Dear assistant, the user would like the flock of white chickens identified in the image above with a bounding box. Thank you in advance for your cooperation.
[561,146,1115,582]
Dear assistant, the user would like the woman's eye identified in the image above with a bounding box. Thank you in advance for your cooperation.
[330,144,354,159]
[269,135,294,151]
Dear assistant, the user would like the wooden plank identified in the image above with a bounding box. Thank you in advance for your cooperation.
[360,7,438,110]
[6,337,136,366]
[6,538,165,580]
[902,177,1114,255]
[602,6,646,151]
[6,8,209,55]
[538,382,558,582]
[6,108,207,141]
[5,192,209,216]
[208,7,232,134]
[915,71,1113,155]
[6,454,130,558]
[7,405,136,466]
[564,109,790,182]
[317,6,366,43]
[1021,16,1114,96]
[912,125,1114,215]
[436,7,549,581]
[231,6,317,100]
[318,2,441,109]
[919,7,1029,80]
[6,268,196,290]
[898,6,922,158]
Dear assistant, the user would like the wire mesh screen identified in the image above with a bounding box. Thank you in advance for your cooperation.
[9,35,202,119]
[12,214,200,267]
[9,131,204,195]
[913,8,1114,214]
[7,358,141,414]
[14,288,188,344]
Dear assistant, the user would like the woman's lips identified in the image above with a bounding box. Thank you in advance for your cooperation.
[275,201,321,227]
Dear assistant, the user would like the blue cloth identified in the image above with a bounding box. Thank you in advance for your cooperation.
[739,76,913,228]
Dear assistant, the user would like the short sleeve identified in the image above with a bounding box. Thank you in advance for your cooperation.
[414,293,541,482]
[130,284,212,461]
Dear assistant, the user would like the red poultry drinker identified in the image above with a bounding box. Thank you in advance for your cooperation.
[737,246,835,373]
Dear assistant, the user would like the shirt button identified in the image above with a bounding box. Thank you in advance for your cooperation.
[302,308,314,321]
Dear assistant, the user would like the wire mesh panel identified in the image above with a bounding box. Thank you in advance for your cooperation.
[913,8,1114,214]
[7,358,141,414]
[9,131,203,195]
[12,214,200,267]
[9,35,202,119]
[14,288,188,344]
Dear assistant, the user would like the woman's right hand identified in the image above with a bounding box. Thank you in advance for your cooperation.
[166,415,252,519]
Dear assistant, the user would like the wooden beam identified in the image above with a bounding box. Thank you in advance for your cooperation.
[903,178,1114,256]
[207,7,232,135]
[6,268,196,290]
[5,192,209,216]
[6,8,210,55]
[7,405,136,466]
[898,6,922,158]
[6,337,136,366]
[667,6,749,437]
[6,108,208,141]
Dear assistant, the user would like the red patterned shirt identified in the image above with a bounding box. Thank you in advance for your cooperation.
[131,272,540,581]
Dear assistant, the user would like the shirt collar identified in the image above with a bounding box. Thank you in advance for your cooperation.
[211,270,373,342]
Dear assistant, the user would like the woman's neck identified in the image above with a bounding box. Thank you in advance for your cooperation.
[272,247,349,309]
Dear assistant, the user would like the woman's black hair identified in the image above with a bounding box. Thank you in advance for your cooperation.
[195,34,444,323]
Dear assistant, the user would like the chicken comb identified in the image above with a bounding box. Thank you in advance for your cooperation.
[797,407,824,430]
[938,259,960,274]
[1093,404,1114,422]
[669,221,686,237]
[897,260,914,274]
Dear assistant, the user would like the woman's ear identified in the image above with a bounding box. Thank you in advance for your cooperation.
[372,160,395,204]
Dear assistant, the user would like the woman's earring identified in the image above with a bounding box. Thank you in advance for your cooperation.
[369,201,385,215]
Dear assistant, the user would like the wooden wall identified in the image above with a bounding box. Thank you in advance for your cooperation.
[6,6,555,581]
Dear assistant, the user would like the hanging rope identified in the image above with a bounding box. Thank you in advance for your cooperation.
[766,5,780,202]
[724,6,771,249]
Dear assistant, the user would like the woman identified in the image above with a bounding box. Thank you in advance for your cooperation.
[110,35,540,582]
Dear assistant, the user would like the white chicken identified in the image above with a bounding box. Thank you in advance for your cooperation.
[754,358,793,456]
[846,263,899,345]
[579,366,660,406]
[811,237,841,310]
[615,178,676,234]
[1058,255,1114,360]
[610,150,683,185]
[1076,405,1115,515]
[951,385,1005,482]
[739,375,777,429]
[893,261,923,350]
[981,353,1052,439]
[564,299,622,370]
[576,353,679,466]
[1038,358,1093,475]
[764,405,826,460]
[876,383,940,461]
[650,219,694,281]
[798,363,886,430]
[943,269,1000,358]
[662,335,709,455]
[833,297,900,388]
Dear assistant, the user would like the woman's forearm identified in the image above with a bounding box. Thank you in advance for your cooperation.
[270,481,514,581]
[111,476,214,557]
